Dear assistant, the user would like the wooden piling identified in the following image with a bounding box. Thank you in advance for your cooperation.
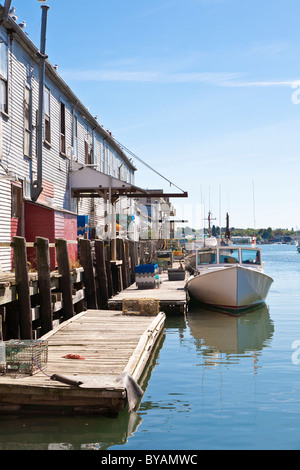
[79,238,98,309]
[3,303,19,340]
[139,241,145,265]
[55,238,74,320]
[105,241,114,297]
[124,239,130,288]
[13,236,32,339]
[111,260,123,294]
[36,237,53,335]
[118,238,128,289]
[129,240,137,284]
[94,239,109,309]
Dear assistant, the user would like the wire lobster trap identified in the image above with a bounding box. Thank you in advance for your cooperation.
[4,339,48,376]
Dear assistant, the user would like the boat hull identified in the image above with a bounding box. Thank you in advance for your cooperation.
[186,265,273,312]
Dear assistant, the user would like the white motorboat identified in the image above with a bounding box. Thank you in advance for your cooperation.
[186,246,273,313]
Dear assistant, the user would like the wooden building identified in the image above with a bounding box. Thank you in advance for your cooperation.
[0,3,137,271]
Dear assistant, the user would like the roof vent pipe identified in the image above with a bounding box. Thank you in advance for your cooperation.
[31,4,49,202]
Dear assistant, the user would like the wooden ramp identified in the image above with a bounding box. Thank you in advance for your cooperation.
[0,310,165,416]
[108,271,187,315]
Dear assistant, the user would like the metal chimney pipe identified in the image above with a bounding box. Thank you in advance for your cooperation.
[32,4,49,202]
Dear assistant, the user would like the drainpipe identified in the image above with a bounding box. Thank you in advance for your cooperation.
[31,4,49,202]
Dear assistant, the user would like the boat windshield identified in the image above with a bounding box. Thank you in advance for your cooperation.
[241,249,261,265]
[219,248,239,264]
[198,251,217,265]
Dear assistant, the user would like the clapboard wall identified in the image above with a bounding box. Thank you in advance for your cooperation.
[0,11,137,271]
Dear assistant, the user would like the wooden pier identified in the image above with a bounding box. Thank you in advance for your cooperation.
[0,309,165,416]
[108,270,188,315]
[0,236,187,416]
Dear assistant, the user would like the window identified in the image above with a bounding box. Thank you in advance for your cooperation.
[0,41,8,114]
[44,86,51,144]
[85,140,92,164]
[60,102,66,154]
[103,144,107,173]
[73,115,78,160]
[93,134,97,166]
[198,251,217,266]
[219,248,239,264]
[24,86,31,157]
[11,184,22,218]
[242,249,261,265]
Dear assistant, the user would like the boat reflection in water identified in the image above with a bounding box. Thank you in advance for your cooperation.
[187,304,274,368]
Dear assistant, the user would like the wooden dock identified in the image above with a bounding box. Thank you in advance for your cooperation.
[0,309,165,416]
[108,271,188,315]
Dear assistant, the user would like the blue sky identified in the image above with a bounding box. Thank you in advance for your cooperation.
[4,0,300,230]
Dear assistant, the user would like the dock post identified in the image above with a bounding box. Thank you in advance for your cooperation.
[79,238,98,309]
[118,238,128,289]
[94,239,109,309]
[123,239,130,287]
[36,237,53,335]
[129,240,137,284]
[105,241,114,297]
[13,236,32,339]
[55,238,74,320]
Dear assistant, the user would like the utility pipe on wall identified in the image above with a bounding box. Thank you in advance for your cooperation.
[32,4,49,202]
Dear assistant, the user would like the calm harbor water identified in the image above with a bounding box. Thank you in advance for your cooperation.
[1,243,300,450]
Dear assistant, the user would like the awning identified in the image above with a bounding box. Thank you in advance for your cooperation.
[71,166,188,202]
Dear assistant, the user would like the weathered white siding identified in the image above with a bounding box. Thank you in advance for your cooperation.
[0,165,11,272]
[0,10,138,272]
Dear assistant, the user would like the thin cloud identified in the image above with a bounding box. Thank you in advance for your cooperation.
[61,66,299,89]
[61,68,244,85]
[223,80,297,87]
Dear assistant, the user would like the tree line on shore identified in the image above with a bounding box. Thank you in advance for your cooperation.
[177,226,297,242]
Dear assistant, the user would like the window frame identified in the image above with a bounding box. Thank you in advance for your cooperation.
[24,85,32,157]
[73,114,78,160]
[44,86,51,145]
[218,248,240,264]
[11,183,22,219]
[60,101,66,155]
[0,40,8,115]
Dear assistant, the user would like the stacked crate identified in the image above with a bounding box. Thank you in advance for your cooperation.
[135,264,160,289]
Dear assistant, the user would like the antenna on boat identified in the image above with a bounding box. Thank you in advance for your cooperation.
[252,178,257,247]
[225,213,231,240]
[219,183,222,239]
[204,211,216,237]
[252,178,256,230]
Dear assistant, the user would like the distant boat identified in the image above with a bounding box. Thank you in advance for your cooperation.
[186,246,273,313]
[297,242,300,253]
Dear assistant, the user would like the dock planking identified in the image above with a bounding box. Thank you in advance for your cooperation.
[0,309,165,416]
[108,271,188,315]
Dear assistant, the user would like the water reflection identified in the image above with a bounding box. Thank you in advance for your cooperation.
[0,411,142,450]
[187,304,274,367]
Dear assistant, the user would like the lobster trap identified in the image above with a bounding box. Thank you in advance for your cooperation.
[122,298,160,316]
[4,339,48,376]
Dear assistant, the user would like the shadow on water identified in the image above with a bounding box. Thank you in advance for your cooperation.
[0,332,166,450]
